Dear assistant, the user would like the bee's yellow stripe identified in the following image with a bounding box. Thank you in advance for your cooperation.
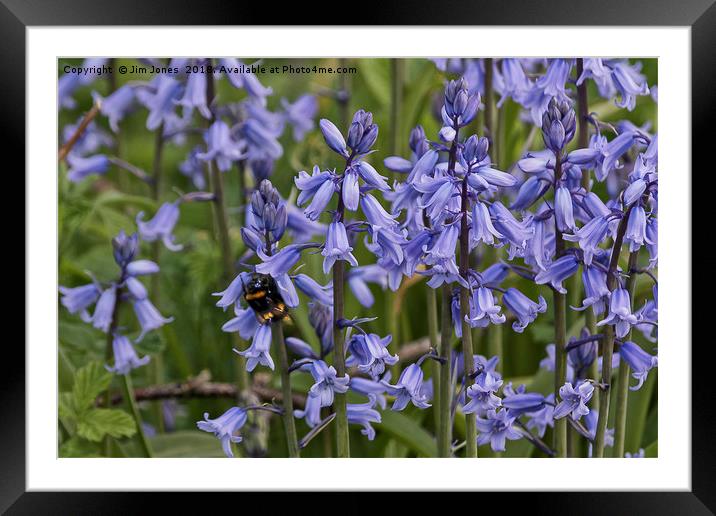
[245,291,266,300]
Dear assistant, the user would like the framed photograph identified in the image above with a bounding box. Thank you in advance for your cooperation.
[7,0,711,512]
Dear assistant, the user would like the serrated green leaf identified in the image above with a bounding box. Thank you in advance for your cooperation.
[379,409,437,457]
[76,408,136,442]
[73,361,113,412]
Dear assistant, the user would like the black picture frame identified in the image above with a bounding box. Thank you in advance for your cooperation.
[5,1,710,513]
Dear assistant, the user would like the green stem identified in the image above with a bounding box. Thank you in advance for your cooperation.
[593,208,633,457]
[121,373,153,458]
[459,180,477,459]
[553,290,568,457]
[575,58,591,191]
[484,58,495,161]
[586,310,599,413]
[150,124,166,434]
[438,285,454,457]
[332,163,351,457]
[552,152,568,458]
[427,288,441,435]
[389,58,404,180]
[332,258,350,457]
[273,323,300,457]
[613,250,640,457]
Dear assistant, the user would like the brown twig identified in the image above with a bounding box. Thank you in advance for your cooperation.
[58,102,101,162]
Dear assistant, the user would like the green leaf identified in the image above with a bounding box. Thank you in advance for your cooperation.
[379,410,437,457]
[73,361,113,412]
[644,440,658,458]
[76,408,136,442]
[356,59,390,107]
[149,431,227,458]
[60,436,102,458]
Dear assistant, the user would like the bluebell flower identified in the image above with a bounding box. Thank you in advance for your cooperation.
[406,149,439,184]
[347,265,387,308]
[463,371,503,415]
[625,448,646,458]
[618,341,658,390]
[321,221,358,273]
[176,69,211,119]
[555,186,576,232]
[635,287,658,342]
[347,109,379,154]
[296,166,336,221]
[112,230,139,267]
[523,206,554,271]
[294,392,322,428]
[502,288,547,333]
[523,59,572,126]
[143,75,183,131]
[92,85,135,133]
[220,58,273,102]
[584,409,614,454]
[623,178,647,207]
[510,176,550,211]
[540,97,576,153]
[90,285,117,332]
[497,59,531,107]
[132,297,173,342]
[106,332,150,375]
[490,202,534,259]
[256,243,312,277]
[481,263,510,286]
[240,117,284,162]
[294,273,333,306]
[235,323,274,372]
[465,287,506,328]
[319,118,348,157]
[442,77,479,128]
[476,409,523,452]
[221,306,260,340]
[136,201,183,251]
[563,215,611,266]
[470,201,503,246]
[196,120,246,172]
[356,161,390,191]
[196,406,248,458]
[179,146,207,189]
[59,283,100,321]
[213,271,252,311]
[281,94,317,141]
[347,397,382,440]
[361,193,400,232]
[573,265,610,314]
[305,359,350,406]
[534,254,580,294]
[308,302,334,356]
[502,392,547,417]
[597,288,639,339]
[350,377,388,410]
[341,167,360,211]
[66,154,110,182]
[624,205,647,252]
[612,62,650,110]
[553,381,594,421]
[382,363,431,411]
[346,333,398,380]
[525,394,555,438]
[285,337,319,360]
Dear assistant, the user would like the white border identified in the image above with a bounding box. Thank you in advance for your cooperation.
[28,27,690,491]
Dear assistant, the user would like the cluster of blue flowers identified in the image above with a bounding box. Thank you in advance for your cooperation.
[59,230,172,374]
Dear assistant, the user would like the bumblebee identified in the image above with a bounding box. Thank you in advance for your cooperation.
[242,273,290,324]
